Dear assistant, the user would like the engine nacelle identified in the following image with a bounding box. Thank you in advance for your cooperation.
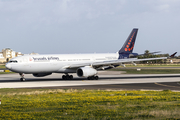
[33,73,52,77]
[77,66,97,77]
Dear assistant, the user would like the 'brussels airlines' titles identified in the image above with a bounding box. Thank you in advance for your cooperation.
[32,57,59,61]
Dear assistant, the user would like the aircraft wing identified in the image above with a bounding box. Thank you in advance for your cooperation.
[65,57,167,69]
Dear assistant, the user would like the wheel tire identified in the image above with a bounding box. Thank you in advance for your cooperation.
[62,75,66,80]
[69,75,73,80]
[66,75,69,80]
[88,76,94,80]
[95,76,99,80]
[20,78,25,81]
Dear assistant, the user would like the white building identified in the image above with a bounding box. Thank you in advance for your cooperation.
[0,48,23,63]
[0,53,4,58]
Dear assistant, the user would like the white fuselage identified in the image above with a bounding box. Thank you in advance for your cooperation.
[6,53,119,74]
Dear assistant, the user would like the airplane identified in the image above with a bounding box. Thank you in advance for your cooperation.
[5,28,167,81]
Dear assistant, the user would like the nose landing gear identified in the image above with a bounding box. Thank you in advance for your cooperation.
[19,73,25,81]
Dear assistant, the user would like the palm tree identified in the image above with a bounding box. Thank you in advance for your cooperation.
[145,50,150,55]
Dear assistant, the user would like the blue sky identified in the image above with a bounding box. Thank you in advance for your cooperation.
[0,0,180,55]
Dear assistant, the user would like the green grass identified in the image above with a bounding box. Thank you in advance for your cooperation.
[0,65,5,68]
[110,68,180,74]
[0,89,180,119]
[0,88,50,95]
[0,72,15,74]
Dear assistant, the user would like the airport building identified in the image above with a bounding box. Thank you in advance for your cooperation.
[0,48,23,63]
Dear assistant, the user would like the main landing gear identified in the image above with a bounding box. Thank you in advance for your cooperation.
[19,73,26,81]
[62,74,73,80]
[62,74,99,80]
[87,76,99,80]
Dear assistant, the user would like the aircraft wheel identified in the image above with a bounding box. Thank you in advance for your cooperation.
[62,75,73,80]
[69,75,73,80]
[95,76,99,80]
[62,75,66,80]
[20,78,25,81]
[88,76,98,80]
[87,77,91,80]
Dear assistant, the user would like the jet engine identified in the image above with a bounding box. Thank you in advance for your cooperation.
[33,73,52,77]
[77,66,97,77]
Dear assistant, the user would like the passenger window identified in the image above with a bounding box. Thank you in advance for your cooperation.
[9,60,18,63]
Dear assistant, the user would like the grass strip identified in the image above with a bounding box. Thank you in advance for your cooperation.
[0,72,15,74]
[0,89,180,119]
[0,65,5,68]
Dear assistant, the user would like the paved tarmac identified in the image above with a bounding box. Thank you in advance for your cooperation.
[0,72,180,91]
[55,82,180,91]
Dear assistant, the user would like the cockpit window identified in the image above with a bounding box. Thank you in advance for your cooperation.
[9,60,18,63]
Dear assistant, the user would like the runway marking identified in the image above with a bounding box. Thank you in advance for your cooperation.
[155,82,180,88]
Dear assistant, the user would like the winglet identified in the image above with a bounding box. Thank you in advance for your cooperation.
[170,52,177,58]
[119,28,138,54]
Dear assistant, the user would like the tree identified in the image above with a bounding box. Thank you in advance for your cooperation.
[138,50,166,64]
[145,50,150,55]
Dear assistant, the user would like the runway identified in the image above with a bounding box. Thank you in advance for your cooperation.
[0,72,180,91]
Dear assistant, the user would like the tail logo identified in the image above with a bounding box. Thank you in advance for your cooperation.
[124,32,135,51]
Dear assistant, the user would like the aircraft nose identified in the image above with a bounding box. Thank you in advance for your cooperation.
[5,63,12,69]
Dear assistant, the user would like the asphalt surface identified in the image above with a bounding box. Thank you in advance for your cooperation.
[49,82,180,91]
[0,72,180,91]
[118,67,180,69]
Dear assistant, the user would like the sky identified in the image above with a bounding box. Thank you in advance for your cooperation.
[0,0,180,55]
